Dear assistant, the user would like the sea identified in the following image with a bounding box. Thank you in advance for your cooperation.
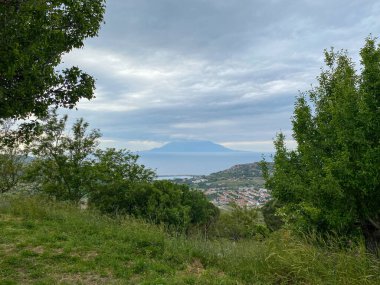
[137,152,272,176]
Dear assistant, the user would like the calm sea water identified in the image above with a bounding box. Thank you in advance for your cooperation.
[138,152,272,176]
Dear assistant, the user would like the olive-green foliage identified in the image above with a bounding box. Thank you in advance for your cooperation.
[0,120,27,193]
[92,148,156,185]
[25,112,101,201]
[262,37,380,252]
[210,204,269,241]
[90,180,219,233]
[0,0,105,121]
[26,113,156,203]
[261,199,284,232]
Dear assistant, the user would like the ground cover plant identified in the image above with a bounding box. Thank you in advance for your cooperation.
[0,196,379,284]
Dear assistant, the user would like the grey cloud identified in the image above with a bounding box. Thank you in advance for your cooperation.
[62,0,380,151]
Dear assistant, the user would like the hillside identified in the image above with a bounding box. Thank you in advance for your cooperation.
[172,163,273,208]
[175,162,271,191]
[207,162,268,181]
[0,196,379,284]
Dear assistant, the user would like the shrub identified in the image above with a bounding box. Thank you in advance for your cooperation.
[210,203,269,240]
[89,180,219,233]
[261,199,284,232]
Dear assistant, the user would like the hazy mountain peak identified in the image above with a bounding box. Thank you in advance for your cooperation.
[148,141,237,153]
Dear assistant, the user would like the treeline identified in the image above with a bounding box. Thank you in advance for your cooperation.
[1,112,269,240]
[0,112,222,234]
[0,0,268,240]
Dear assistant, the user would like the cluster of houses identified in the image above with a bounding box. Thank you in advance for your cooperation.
[204,187,271,208]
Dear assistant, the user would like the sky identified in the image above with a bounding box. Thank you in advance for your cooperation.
[61,0,380,152]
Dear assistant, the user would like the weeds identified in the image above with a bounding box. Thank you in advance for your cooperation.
[0,195,379,284]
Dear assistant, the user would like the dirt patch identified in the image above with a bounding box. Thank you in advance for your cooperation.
[0,243,16,254]
[83,251,98,261]
[54,272,118,285]
[27,246,45,255]
[186,259,205,276]
[53,248,64,254]
[0,214,22,222]
[70,250,99,261]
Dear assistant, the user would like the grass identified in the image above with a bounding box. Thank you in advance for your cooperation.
[0,195,379,284]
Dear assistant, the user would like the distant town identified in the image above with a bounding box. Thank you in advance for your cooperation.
[205,187,271,208]
[168,162,273,208]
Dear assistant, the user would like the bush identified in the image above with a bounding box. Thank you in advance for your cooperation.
[210,203,269,240]
[89,180,219,233]
[261,199,284,232]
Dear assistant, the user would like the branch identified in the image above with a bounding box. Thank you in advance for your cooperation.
[368,217,380,230]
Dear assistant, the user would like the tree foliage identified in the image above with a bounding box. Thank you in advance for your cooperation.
[92,148,156,185]
[26,111,101,201]
[0,119,27,193]
[90,180,219,233]
[262,38,380,253]
[26,112,157,203]
[0,0,105,120]
[210,203,268,240]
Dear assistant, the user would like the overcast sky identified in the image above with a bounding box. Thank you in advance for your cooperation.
[61,0,380,152]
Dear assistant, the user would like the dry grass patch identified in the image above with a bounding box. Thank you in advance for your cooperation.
[54,272,119,285]
[186,258,205,276]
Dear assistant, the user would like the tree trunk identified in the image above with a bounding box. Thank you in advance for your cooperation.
[361,218,380,256]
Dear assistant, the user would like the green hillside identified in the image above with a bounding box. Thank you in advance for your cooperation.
[1,195,379,285]
[208,162,265,180]
[174,162,272,192]
[205,162,271,188]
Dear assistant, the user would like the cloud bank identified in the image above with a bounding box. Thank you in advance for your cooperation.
[61,0,380,151]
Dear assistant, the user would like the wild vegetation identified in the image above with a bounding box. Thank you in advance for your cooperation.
[1,1,379,284]
[261,38,380,255]
[1,196,379,284]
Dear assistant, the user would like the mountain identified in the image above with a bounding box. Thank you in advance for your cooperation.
[147,141,239,153]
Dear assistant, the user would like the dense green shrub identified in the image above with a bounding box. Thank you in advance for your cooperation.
[92,148,155,184]
[261,199,284,232]
[210,203,269,240]
[89,180,219,233]
[261,38,380,253]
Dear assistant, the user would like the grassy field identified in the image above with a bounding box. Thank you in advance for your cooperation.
[0,195,379,284]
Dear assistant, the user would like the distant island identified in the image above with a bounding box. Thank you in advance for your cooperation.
[147,141,240,153]
[138,141,272,176]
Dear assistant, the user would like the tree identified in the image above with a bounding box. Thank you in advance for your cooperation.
[0,119,27,193]
[92,148,156,185]
[211,203,268,241]
[262,37,380,254]
[0,0,105,121]
[27,111,101,201]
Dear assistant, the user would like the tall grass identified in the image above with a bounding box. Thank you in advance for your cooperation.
[1,195,379,284]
